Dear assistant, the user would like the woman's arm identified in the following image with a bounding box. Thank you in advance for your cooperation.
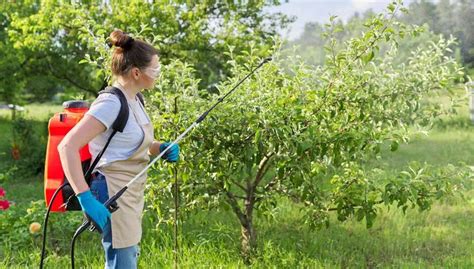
[58,114,106,194]
[148,140,162,156]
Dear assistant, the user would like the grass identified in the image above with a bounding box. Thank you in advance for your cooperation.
[0,103,63,120]
[1,103,473,268]
[370,128,474,170]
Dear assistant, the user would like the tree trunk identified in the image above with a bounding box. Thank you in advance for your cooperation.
[238,151,273,263]
[240,217,256,265]
[241,194,257,264]
[224,186,258,264]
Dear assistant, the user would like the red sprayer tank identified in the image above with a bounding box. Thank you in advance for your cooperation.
[44,100,90,212]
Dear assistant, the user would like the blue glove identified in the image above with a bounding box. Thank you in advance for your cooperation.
[76,190,111,231]
[159,142,180,162]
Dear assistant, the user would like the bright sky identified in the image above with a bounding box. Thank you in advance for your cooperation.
[266,0,419,40]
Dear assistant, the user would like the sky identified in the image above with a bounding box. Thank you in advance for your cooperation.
[265,0,419,40]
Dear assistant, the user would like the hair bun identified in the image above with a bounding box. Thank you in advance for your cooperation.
[109,29,135,50]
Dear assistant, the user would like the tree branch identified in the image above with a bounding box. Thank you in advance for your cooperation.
[254,170,290,203]
[46,57,96,96]
[253,152,275,189]
[254,178,278,203]
[225,190,247,225]
[230,178,247,193]
[327,199,384,211]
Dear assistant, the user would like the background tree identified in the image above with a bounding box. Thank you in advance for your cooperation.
[3,0,292,103]
[0,1,39,104]
[287,0,473,70]
[402,0,474,68]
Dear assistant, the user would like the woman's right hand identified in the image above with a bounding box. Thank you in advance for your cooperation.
[76,190,111,231]
[159,142,180,162]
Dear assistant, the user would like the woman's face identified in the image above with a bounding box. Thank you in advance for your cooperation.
[137,54,160,90]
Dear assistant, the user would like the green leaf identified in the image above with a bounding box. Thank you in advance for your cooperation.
[390,141,399,152]
[362,51,374,64]
[387,3,396,13]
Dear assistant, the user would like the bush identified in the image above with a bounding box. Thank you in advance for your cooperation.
[11,116,47,177]
[0,199,82,252]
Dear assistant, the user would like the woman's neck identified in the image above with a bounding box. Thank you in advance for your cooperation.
[113,79,140,100]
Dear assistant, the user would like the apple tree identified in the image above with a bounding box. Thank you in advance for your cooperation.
[144,2,466,263]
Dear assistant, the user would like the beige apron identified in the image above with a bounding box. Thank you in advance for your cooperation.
[98,100,153,248]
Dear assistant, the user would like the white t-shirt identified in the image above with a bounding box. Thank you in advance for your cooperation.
[86,88,151,169]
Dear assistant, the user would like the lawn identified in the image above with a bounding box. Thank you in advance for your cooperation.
[0,103,472,268]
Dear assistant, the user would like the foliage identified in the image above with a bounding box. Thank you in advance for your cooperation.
[327,161,472,228]
[0,199,82,252]
[2,0,292,102]
[0,165,17,185]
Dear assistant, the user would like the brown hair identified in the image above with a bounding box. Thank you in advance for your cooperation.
[108,29,158,76]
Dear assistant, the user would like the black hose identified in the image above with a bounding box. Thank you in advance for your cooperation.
[173,165,179,269]
[70,221,90,269]
[40,182,69,269]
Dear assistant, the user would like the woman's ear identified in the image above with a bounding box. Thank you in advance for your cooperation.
[132,67,140,80]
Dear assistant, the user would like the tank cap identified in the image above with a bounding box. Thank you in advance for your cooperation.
[63,100,89,109]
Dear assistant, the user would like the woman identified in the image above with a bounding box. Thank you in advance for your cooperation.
[58,29,179,268]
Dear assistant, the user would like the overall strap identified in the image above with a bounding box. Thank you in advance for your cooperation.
[136,92,145,107]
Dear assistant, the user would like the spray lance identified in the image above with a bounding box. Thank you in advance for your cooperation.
[67,57,272,268]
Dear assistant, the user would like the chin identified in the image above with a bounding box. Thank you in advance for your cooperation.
[143,83,153,91]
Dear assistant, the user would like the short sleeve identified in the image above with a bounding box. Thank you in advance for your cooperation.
[85,93,121,130]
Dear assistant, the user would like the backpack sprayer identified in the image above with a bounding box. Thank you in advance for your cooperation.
[40,57,271,268]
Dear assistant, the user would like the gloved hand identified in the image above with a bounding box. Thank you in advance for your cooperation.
[76,190,111,231]
[159,142,180,162]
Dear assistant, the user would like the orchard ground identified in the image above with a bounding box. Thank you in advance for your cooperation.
[0,98,472,268]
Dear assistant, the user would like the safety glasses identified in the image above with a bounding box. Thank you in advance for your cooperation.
[143,65,161,79]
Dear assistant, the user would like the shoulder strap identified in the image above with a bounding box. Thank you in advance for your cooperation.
[83,129,118,182]
[83,86,130,183]
[98,86,129,132]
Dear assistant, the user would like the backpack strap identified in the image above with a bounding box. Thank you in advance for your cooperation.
[98,86,129,132]
[83,86,131,182]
